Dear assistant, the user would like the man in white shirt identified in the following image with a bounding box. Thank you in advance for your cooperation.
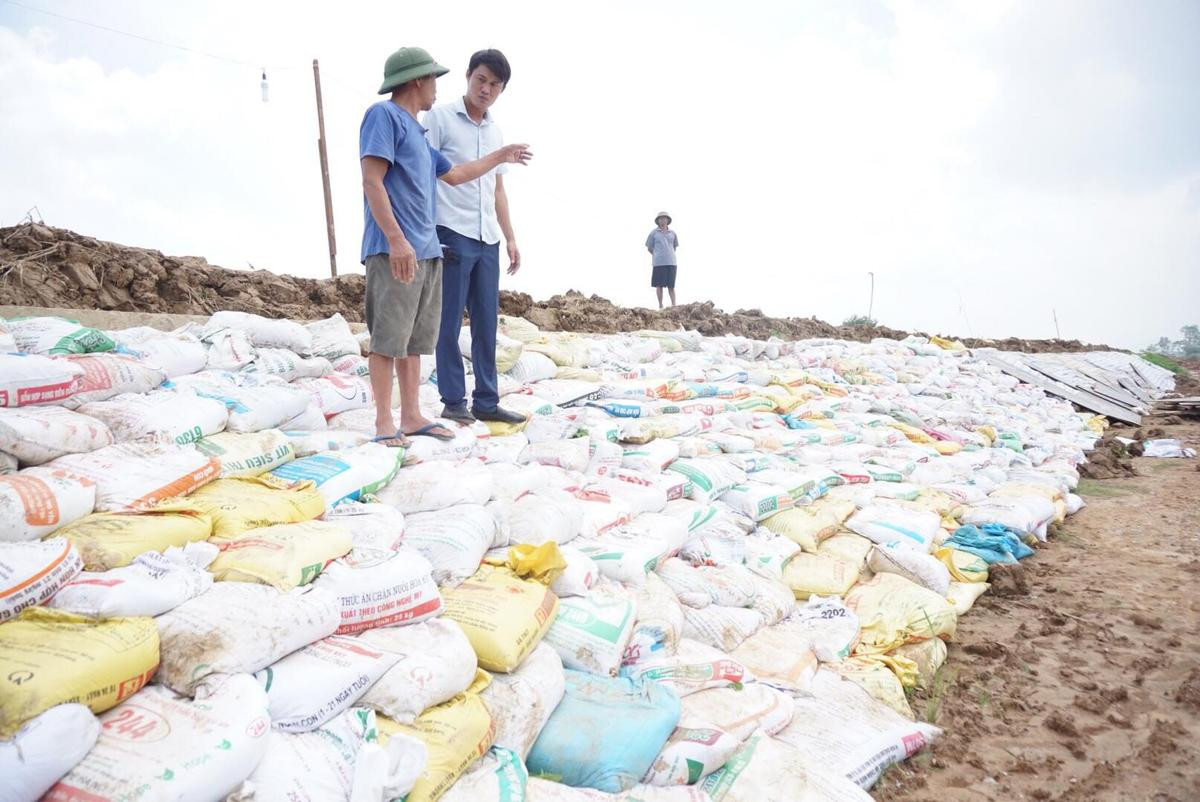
[424,49,526,425]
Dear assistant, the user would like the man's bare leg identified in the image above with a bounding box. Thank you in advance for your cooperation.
[668,288,676,307]
[368,352,397,438]
[397,355,451,436]
[656,287,664,309]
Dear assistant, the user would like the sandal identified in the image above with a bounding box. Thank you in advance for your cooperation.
[403,423,455,442]
[371,432,410,448]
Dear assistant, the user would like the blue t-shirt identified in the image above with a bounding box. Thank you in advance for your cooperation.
[359,100,452,263]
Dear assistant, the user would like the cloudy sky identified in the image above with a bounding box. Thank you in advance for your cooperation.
[1,0,1197,349]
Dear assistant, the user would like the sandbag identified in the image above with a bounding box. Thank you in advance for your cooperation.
[377,671,494,802]
[293,374,373,416]
[441,561,560,673]
[205,310,313,352]
[867,543,952,596]
[0,405,112,465]
[624,572,686,667]
[256,635,401,732]
[574,513,688,586]
[441,745,529,802]
[0,468,96,542]
[195,428,296,477]
[760,505,841,553]
[208,520,352,590]
[782,552,860,599]
[121,334,208,378]
[314,548,442,634]
[47,542,216,618]
[844,572,957,654]
[47,441,220,512]
[189,475,326,539]
[403,504,501,587]
[359,618,480,723]
[46,673,271,802]
[667,458,746,504]
[244,348,332,382]
[0,537,83,622]
[155,582,340,694]
[54,500,213,571]
[77,389,228,446]
[269,443,401,507]
[0,608,159,737]
[374,459,493,514]
[624,637,751,697]
[305,313,361,360]
[719,482,794,521]
[889,636,948,692]
[678,683,793,742]
[544,581,637,677]
[7,316,115,356]
[644,723,742,787]
[527,670,681,794]
[681,604,765,652]
[286,429,371,457]
[845,504,941,552]
[59,353,166,408]
[479,642,566,758]
[656,559,758,609]
[321,500,406,561]
[501,487,585,546]
[698,731,874,802]
[0,353,84,408]
[946,580,990,615]
[0,703,100,802]
[775,668,940,789]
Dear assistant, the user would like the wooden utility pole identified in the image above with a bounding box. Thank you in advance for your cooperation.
[313,59,337,277]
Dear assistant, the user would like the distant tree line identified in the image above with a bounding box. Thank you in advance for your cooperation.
[1146,324,1200,357]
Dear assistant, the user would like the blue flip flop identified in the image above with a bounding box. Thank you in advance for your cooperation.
[404,423,455,442]
[371,432,410,448]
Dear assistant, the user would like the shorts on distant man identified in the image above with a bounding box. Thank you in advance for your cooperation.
[364,254,443,357]
[651,264,677,289]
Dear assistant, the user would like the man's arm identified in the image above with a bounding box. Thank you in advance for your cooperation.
[361,156,417,283]
[440,144,532,186]
[495,174,520,274]
[646,232,655,254]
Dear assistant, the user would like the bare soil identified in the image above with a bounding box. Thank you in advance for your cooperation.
[0,223,1115,352]
[874,418,1200,802]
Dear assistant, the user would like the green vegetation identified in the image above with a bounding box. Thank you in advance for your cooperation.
[1140,351,1187,375]
[1075,478,1135,498]
[842,314,878,327]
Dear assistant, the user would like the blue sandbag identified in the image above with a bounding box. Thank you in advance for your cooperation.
[526,669,681,793]
[947,523,1034,564]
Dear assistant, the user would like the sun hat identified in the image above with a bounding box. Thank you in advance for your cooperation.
[655,211,672,225]
[378,47,450,94]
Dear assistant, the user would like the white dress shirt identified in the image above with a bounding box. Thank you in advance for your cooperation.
[423,96,508,245]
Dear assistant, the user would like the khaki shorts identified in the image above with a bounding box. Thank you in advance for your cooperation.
[364,254,443,357]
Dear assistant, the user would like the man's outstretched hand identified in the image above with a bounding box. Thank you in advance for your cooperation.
[500,144,533,165]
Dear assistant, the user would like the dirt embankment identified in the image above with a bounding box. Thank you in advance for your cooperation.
[0,223,1115,352]
[874,417,1200,802]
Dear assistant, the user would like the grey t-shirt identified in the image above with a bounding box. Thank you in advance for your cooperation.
[646,229,679,267]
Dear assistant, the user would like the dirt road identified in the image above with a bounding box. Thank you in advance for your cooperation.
[874,419,1200,802]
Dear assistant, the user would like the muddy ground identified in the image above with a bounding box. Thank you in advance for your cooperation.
[0,223,1115,352]
[874,416,1200,802]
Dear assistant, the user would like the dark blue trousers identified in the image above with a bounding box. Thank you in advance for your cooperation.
[435,225,500,410]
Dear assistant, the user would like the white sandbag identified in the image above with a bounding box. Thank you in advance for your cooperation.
[698,731,874,801]
[589,476,668,515]
[0,406,112,465]
[479,642,567,759]
[305,313,362,360]
[667,458,747,504]
[574,513,687,586]
[962,496,1056,540]
[521,437,591,472]
[206,328,256,371]
[575,490,635,541]
[124,335,208,378]
[679,683,794,742]
[47,542,216,618]
[403,423,480,464]
[59,353,166,408]
[205,310,313,352]
[544,581,638,677]
[586,439,625,476]
[314,548,442,634]
[656,560,758,609]
[244,348,332,381]
[196,428,296,478]
[550,544,599,597]
[270,443,401,507]
[155,582,341,694]
[0,703,100,802]
[623,572,686,668]
[375,459,493,514]
[681,605,765,653]
[504,487,584,546]
[287,430,370,460]
[845,505,941,552]
[0,353,84,408]
[867,543,952,596]
[48,441,219,512]
[483,432,529,464]
[719,482,794,522]
[624,638,752,697]
[358,618,480,723]
[281,400,330,431]
[441,745,529,802]
[781,596,860,662]
[294,374,373,415]
[77,389,228,446]
[7,316,114,356]
[198,382,312,434]
[402,504,500,587]
[321,501,406,562]
[525,411,584,443]
[45,673,271,802]
[331,353,369,376]
[644,723,742,787]
[0,537,83,622]
[774,668,940,789]
[506,351,558,384]
[0,468,96,542]
[256,636,401,732]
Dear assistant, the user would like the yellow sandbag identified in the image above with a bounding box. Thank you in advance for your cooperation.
[946,581,990,615]
[844,573,957,655]
[377,670,494,802]
[489,541,567,586]
[810,497,857,525]
[974,425,997,445]
[0,608,159,737]
[484,417,529,437]
[934,546,990,583]
[835,656,914,719]
[932,440,963,456]
[52,501,213,571]
[930,335,966,352]
[888,422,934,444]
[781,553,860,599]
[188,475,325,539]
[441,562,560,673]
[193,429,295,478]
[762,507,840,553]
[208,520,352,590]
[497,315,542,343]
[889,637,947,692]
[554,366,602,382]
[816,532,873,568]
